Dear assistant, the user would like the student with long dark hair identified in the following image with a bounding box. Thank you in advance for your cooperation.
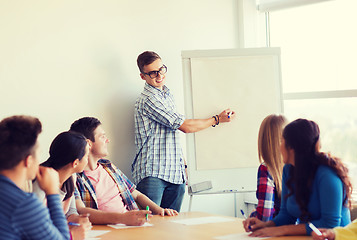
[243,118,352,237]
[33,131,91,240]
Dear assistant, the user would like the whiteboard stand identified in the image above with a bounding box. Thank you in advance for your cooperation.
[188,189,256,217]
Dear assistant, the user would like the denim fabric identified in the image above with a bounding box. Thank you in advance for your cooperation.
[136,176,185,212]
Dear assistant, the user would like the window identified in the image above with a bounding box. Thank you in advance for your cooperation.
[269,0,357,197]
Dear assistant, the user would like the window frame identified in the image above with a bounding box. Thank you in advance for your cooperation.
[265,3,357,200]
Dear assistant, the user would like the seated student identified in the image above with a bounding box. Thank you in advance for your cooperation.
[312,219,357,240]
[250,114,287,221]
[33,131,92,240]
[70,117,178,226]
[0,115,70,240]
[243,118,352,237]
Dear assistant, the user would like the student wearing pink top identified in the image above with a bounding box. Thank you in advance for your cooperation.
[71,117,178,226]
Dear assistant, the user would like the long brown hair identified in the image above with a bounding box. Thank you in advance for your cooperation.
[258,114,287,197]
[283,119,352,221]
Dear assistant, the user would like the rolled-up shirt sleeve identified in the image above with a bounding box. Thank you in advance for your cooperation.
[143,94,185,130]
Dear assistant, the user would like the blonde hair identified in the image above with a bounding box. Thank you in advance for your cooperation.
[258,114,287,197]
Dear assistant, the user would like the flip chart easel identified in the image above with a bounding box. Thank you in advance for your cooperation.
[182,48,283,210]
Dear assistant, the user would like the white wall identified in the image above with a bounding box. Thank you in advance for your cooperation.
[0,0,264,214]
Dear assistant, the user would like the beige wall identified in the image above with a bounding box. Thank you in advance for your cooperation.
[0,0,240,179]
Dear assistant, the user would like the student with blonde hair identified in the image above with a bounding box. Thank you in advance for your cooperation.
[244,118,351,237]
[250,114,287,221]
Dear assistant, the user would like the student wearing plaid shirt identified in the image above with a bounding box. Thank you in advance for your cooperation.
[250,114,287,221]
[133,51,236,212]
[244,119,351,237]
[250,163,281,221]
[71,117,178,226]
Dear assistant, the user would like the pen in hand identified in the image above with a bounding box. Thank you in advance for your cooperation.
[241,209,252,231]
[68,213,90,227]
[240,209,247,219]
[146,206,149,221]
[308,222,328,240]
[68,222,81,226]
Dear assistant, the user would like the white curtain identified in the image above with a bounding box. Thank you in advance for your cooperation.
[256,0,334,12]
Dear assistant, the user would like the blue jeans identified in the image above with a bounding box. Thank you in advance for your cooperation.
[136,177,185,212]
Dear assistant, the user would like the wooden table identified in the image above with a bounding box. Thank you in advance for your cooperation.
[91,211,312,240]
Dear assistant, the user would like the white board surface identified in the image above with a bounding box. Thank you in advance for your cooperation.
[182,48,283,190]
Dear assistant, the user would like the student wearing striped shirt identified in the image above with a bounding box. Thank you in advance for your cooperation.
[70,117,178,226]
[0,115,70,240]
[133,51,236,212]
[250,114,287,221]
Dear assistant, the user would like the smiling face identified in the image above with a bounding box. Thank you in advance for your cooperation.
[140,58,166,90]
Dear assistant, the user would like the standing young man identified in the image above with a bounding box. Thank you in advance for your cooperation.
[0,115,70,240]
[70,117,177,226]
[133,51,236,212]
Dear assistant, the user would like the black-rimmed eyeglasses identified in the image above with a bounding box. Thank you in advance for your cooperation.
[142,65,167,79]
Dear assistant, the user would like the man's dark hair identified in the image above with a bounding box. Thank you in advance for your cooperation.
[0,115,42,170]
[137,51,161,73]
[70,117,101,142]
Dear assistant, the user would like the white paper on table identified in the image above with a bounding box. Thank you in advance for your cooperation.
[215,232,270,240]
[85,230,111,240]
[170,216,235,225]
[108,222,153,229]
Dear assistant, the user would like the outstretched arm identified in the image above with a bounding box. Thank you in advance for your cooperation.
[179,109,235,133]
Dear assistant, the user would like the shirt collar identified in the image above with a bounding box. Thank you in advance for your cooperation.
[144,82,169,95]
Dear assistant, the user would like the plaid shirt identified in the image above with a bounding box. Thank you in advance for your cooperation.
[74,159,138,211]
[250,162,281,221]
[132,83,186,185]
